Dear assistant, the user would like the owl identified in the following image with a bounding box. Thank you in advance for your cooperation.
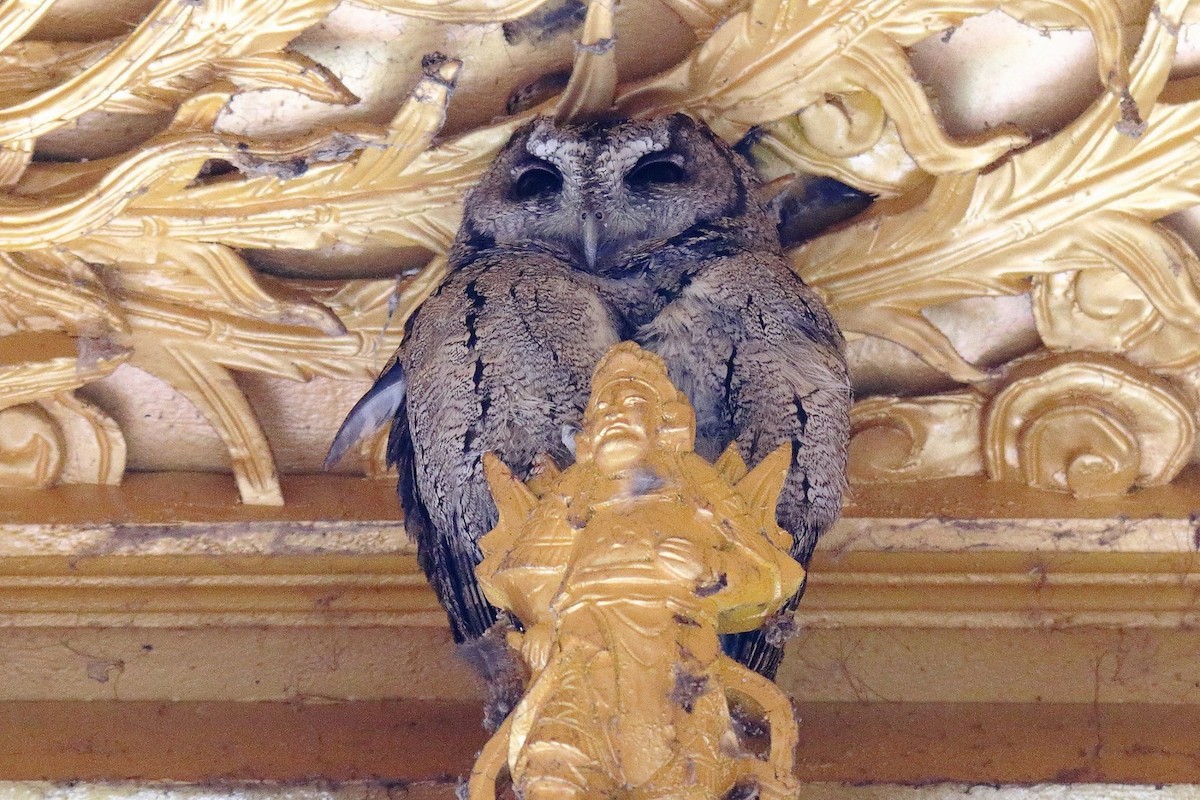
[328,113,852,691]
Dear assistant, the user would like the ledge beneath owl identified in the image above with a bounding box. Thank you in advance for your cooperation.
[4,471,1200,788]
[0,470,1199,704]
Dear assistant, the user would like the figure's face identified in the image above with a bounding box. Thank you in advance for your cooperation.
[588,382,660,475]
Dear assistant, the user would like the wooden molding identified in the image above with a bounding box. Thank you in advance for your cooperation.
[2,472,1199,631]
[3,473,1200,706]
[0,540,1198,630]
[4,699,1200,788]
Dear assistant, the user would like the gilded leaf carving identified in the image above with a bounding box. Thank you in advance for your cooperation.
[0,246,131,432]
[0,0,57,53]
[661,0,748,33]
[0,251,127,338]
[0,132,253,251]
[0,139,31,186]
[614,0,1130,172]
[554,0,618,122]
[848,393,984,483]
[1032,263,1200,374]
[0,0,343,143]
[349,0,550,23]
[0,43,355,114]
[799,0,1200,383]
[0,52,471,502]
[0,332,130,410]
[0,402,62,489]
[1,0,1199,501]
[80,59,481,256]
[100,244,423,504]
[38,392,126,485]
[746,105,924,199]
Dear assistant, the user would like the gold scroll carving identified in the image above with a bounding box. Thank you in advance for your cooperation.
[799,0,1200,384]
[984,352,1196,498]
[0,0,1199,499]
[848,393,985,484]
[470,343,803,800]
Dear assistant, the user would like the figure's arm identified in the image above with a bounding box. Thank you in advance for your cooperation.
[717,655,798,775]
[467,712,514,800]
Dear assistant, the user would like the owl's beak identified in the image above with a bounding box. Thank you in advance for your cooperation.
[582,212,601,269]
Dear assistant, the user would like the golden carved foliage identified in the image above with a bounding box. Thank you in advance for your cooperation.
[801,0,1200,383]
[801,0,1200,495]
[1033,264,1200,374]
[0,0,345,142]
[848,393,985,483]
[0,403,61,489]
[660,0,747,33]
[349,0,551,23]
[0,246,132,489]
[2,0,1200,500]
[0,389,124,489]
[747,94,925,199]
[39,392,126,485]
[84,62,489,256]
[0,0,364,502]
[554,0,618,122]
[0,250,127,338]
[984,353,1196,498]
[614,0,1128,171]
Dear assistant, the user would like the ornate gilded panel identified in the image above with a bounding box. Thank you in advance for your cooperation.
[2,0,1199,503]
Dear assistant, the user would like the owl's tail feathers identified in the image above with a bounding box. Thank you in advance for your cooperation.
[460,619,529,733]
[323,357,408,469]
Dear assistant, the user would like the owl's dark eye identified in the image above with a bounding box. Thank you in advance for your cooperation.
[625,153,686,188]
[513,165,563,200]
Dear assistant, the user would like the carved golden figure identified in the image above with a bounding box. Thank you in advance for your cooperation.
[470,343,803,800]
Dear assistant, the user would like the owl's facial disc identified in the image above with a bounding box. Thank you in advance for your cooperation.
[578,134,690,268]
[465,114,755,271]
[583,141,696,268]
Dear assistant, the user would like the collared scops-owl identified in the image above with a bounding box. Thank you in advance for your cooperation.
[328,113,853,692]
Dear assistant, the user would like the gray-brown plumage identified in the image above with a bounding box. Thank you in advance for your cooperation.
[328,112,851,688]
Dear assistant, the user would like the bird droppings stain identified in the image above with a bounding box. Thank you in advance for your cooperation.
[86,658,125,684]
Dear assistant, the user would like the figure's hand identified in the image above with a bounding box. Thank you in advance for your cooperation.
[516,624,554,674]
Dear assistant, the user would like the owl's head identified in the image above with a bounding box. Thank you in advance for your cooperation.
[457,113,771,271]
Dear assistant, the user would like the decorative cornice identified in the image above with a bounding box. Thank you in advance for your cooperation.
[2,473,1199,630]
[4,700,1200,788]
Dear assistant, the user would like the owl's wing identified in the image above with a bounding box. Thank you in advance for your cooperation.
[637,251,851,678]
[770,175,873,249]
[324,357,407,470]
[388,397,500,643]
[400,251,622,644]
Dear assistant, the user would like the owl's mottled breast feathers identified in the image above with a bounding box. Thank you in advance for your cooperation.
[331,113,851,683]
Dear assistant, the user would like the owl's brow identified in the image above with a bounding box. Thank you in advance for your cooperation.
[524,129,588,170]
[592,130,671,180]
